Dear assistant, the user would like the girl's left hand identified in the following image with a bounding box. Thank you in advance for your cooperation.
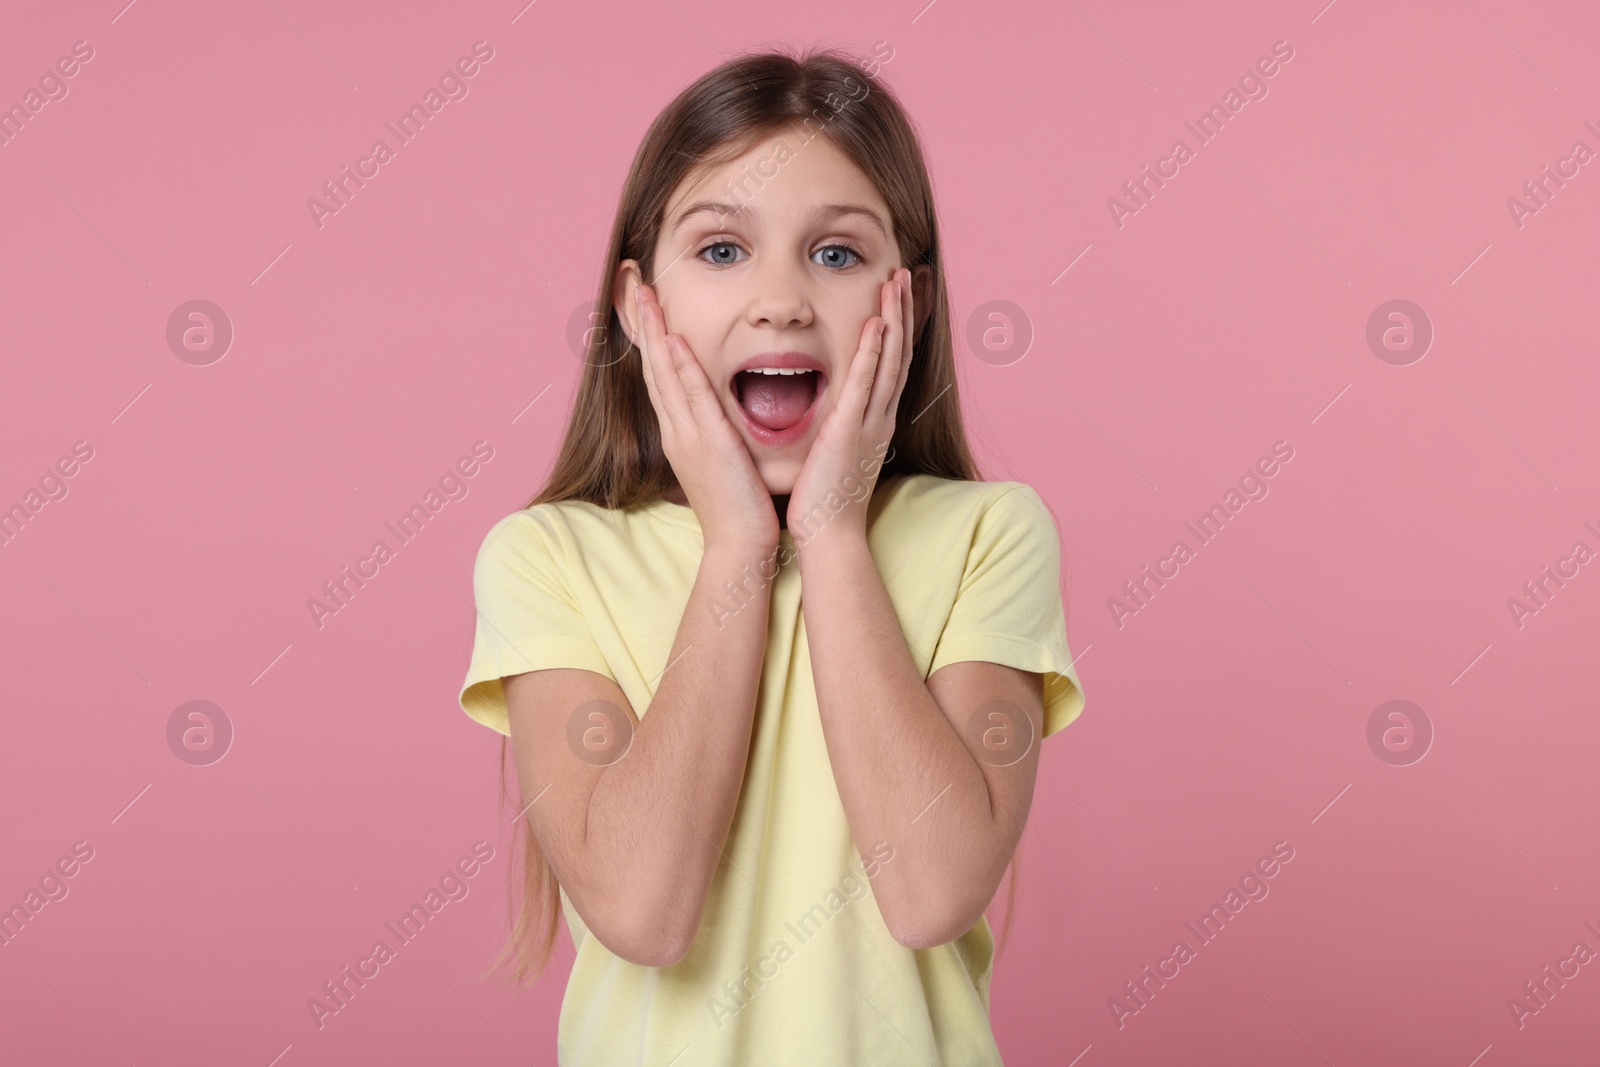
[787,267,914,547]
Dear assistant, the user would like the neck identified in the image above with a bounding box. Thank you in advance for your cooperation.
[663,485,791,529]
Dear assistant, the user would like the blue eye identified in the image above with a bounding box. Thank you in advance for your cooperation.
[813,244,863,270]
[698,241,745,266]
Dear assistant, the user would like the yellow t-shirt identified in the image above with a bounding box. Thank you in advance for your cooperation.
[459,473,1086,1066]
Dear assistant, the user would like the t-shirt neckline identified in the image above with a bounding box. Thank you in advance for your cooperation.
[638,495,702,531]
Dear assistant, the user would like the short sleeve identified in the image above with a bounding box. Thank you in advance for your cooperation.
[457,509,616,737]
[926,484,1086,737]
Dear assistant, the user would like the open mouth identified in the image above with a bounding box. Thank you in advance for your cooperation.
[733,368,825,445]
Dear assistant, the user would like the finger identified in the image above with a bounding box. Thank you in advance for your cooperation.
[888,269,916,413]
[667,334,733,432]
[636,284,690,430]
[666,335,769,498]
[646,293,705,428]
[633,286,665,414]
[840,311,887,423]
[642,303,762,481]
[648,316,726,435]
[868,272,910,416]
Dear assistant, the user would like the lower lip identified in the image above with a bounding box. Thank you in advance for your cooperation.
[737,377,824,448]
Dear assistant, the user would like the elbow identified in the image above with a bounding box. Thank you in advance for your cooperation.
[889,920,964,952]
[634,922,696,968]
[885,896,982,951]
[568,851,708,967]
[888,922,946,951]
[613,931,693,969]
[594,899,698,968]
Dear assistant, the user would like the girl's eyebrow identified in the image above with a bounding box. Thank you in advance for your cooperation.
[670,200,888,238]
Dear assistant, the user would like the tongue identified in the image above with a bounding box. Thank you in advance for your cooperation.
[738,372,814,431]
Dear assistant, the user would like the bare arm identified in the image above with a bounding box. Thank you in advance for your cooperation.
[797,531,1045,949]
[783,267,1047,948]
[503,540,774,966]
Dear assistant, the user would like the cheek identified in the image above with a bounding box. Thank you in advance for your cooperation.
[662,319,726,377]
[653,299,724,368]
[825,310,875,373]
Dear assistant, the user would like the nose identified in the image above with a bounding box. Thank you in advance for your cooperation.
[745,254,814,330]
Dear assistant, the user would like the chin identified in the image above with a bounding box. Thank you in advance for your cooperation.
[753,456,803,497]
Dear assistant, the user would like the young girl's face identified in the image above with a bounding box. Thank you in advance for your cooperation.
[616,133,929,497]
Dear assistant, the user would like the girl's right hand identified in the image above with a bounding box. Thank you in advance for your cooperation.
[633,283,780,556]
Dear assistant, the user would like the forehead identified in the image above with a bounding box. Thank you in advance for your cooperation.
[663,134,891,234]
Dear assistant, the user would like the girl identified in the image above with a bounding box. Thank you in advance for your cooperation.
[458,45,1085,1065]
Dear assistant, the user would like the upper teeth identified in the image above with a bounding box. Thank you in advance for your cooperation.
[748,368,813,375]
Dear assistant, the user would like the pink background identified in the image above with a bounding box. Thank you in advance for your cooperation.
[3,0,1597,1063]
